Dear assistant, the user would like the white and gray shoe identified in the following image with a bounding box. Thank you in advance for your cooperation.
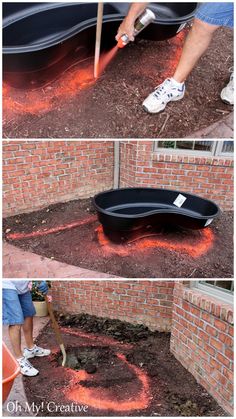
[23,345,51,359]
[17,357,39,377]
[143,77,185,113]
[221,70,234,105]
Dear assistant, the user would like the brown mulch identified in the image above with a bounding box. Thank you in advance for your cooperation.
[3,27,233,139]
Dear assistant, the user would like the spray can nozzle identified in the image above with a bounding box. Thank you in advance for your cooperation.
[117,8,156,49]
[117,35,129,48]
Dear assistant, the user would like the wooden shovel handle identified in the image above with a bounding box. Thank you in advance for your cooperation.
[94,2,104,78]
[45,295,64,347]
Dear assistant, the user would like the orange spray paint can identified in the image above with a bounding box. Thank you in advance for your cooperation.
[118,8,156,48]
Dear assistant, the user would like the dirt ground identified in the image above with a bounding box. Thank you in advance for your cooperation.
[23,314,226,416]
[3,198,233,278]
[3,27,233,139]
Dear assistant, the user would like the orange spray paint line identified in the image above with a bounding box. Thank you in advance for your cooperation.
[3,58,96,118]
[6,215,97,240]
[96,45,119,77]
[65,351,150,412]
[96,225,214,259]
[60,327,133,350]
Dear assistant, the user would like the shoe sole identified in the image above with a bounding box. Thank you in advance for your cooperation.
[20,369,39,376]
[24,353,51,358]
[21,372,39,376]
[220,97,234,105]
[143,93,185,114]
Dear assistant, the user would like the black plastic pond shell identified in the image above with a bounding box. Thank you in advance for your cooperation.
[3,2,198,76]
[93,188,220,238]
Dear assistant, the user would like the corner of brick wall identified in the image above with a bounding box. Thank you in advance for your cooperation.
[120,141,234,211]
[170,281,234,415]
[51,280,174,332]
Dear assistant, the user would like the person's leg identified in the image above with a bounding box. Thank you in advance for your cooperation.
[143,18,219,113]
[143,2,233,113]
[19,291,36,350]
[3,289,24,358]
[2,289,39,376]
[22,316,34,349]
[173,18,219,83]
[19,290,51,359]
[8,324,22,358]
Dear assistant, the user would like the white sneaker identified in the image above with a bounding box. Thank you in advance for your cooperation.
[17,357,39,377]
[23,345,51,359]
[142,78,185,113]
[221,70,234,105]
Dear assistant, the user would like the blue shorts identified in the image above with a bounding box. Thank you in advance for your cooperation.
[195,2,234,28]
[2,290,36,325]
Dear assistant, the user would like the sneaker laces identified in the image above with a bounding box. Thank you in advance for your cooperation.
[19,358,34,370]
[153,79,174,99]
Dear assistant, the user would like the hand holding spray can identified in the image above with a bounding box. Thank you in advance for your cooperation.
[117,8,156,48]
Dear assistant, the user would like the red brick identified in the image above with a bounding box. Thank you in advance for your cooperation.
[206,325,218,337]
[225,348,234,361]
[214,318,227,332]
[210,338,223,352]
[210,358,222,371]
[201,312,212,323]
[217,353,231,368]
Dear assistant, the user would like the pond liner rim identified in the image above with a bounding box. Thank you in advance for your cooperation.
[2,2,197,28]
[3,2,198,54]
[93,187,220,221]
[3,15,123,54]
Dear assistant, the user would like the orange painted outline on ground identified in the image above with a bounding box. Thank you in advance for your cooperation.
[60,327,133,350]
[6,215,97,240]
[65,352,150,412]
[3,62,96,117]
[96,225,214,258]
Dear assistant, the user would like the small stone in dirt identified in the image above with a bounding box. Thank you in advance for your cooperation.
[65,353,79,369]
[41,220,46,224]
[85,363,97,374]
[5,228,11,233]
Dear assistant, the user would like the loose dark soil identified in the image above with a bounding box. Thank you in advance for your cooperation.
[23,313,226,416]
[3,27,233,139]
[3,198,233,278]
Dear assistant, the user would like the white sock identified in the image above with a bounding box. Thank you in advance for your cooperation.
[170,77,184,86]
[26,345,36,351]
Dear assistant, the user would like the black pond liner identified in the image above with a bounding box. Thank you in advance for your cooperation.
[93,188,220,240]
[3,2,198,88]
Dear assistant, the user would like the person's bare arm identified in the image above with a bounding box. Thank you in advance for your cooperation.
[115,3,147,42]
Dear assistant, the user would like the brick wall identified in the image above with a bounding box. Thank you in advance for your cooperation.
[3,141,114,216]
[170,281,234,415]
[3,140,234,216]
[51,280,174,331]
[120,141,234,210]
